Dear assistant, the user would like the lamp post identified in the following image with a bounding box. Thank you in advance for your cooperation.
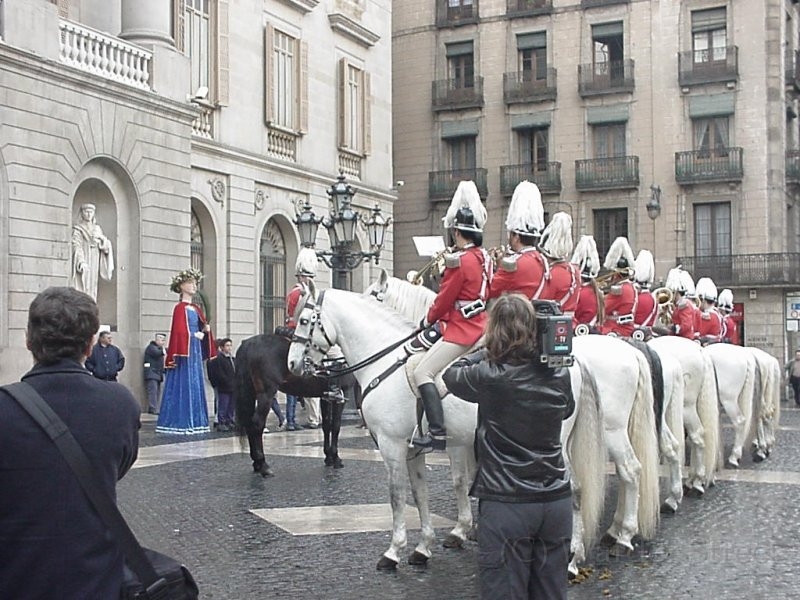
[293,173,392,290]
[647,184,661,281]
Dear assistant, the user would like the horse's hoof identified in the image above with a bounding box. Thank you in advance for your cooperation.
[727,457,740,469]
[752,452,765,463]
[608,542,633,558]
[408,550,429,566]
[684,486,704,498]
[599,533,618,548]
[376,555,398,571]
[258,464,275,478]
[333,458,344,469]
[660,502,677,515]
[324,456,334,467]
[442,534,464,549]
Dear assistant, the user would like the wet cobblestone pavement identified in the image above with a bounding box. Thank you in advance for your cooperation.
[118,405,800,599]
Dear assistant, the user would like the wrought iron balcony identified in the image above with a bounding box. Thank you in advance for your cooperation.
[678,46,738,87]
[787,49,800,93]
[503,69,557,104]
[506,0,553,18]
[787,150,800,185]
[436,0,479,28]
[432,77,484,111]
[674,148,743,185]
[429,168,488,200]
[581,0,629,8]
[500,163,562,195]
[578,60,634,97]
[575,156,639,191]
[678,253,800,288]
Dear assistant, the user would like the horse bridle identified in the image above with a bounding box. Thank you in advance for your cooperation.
[291,290,336,358]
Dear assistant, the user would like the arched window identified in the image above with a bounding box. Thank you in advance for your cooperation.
[260,219,287,333]
[190,208,212,320]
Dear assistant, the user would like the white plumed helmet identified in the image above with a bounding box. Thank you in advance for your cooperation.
[540,212,574,260]
[443,180,486,233]
[603,237,635,271]
[634,249,655,288]
[571,235,600,279]
[506,181,545,237]
[295,247,318,278]
[695,277,718,302]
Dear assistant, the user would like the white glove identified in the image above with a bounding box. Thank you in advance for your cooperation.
[193,331,205,340]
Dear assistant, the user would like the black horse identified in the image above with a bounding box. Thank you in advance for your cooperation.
[234,333,358,477]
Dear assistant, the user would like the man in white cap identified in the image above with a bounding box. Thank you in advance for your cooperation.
[633,249,658,328]
[718,289,739,345]
[599,237,637,337]
[538,212,580,314]
[664,267,696,340]
[570,235,603,333]
[694,277,722,345]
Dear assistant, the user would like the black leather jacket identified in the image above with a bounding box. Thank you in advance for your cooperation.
[443,351,574,503]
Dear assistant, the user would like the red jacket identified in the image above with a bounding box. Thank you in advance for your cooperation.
[426,246,491,346]
[488,248,546,300]
[634,290,657,327]
[601,280,637,337]
[539,260,580,314]
[573,282,599,330]
[723,315,740,345]
[285,284,304,328]
[166,301,214,368]
[691,302,702,335]
[671,299,695,340]
[696,309,723,342]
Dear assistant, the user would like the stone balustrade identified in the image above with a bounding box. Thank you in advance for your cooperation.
[59,19,151,90]
[267,128,297,161]
[192,105,214,139]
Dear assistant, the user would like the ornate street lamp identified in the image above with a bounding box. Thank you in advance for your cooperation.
[293,172,392,290]
[646,184,662,220]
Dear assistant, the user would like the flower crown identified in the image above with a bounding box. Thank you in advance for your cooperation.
[170,268,204,293]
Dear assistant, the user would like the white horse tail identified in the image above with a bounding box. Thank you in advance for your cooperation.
[739,354,757,451]
[567,359,606,551]
[628,350,660,540]
[698,351,721,485]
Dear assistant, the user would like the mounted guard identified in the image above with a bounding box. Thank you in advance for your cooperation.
[412,181,491,451]
[694,277,723,346]
[599,237,637,337]
[488,180,546,301]
[718,288,740,345]
[633,249,657,330]
[538,212,580,314]
[665,266,696,340]
[570,235,603,334]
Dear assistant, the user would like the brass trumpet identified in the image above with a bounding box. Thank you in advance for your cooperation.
[595,267,634,293]
[408,248,450,285]
[652,286,674,327]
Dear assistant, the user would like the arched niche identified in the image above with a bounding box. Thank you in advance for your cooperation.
[258,215,293,333]
[70,158,141,341]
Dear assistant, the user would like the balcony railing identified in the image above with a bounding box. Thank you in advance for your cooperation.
[678,46,738,87]
[429,168,489,200]
[506,0,553,18]
[503,69,557,104]
[58,19,151,90]
[787,150,800,185]
[578,60,634,97]
[432,77,484,111]
[575,156,639,191]
[674,148,743,185]
[436,0,479,27]
[787,49,800,92]
[582,0,629,6]
[678,253,800,288]
[500,163,562,195]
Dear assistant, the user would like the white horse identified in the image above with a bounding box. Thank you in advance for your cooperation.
[648,336,721,494]
[363,274,661,558]
[744,346,781,461]
[287,284,608,572]
[703,343,757,468]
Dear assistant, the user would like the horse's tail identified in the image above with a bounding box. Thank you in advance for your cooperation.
[698,351,721,485]
[629,349,660,540]
[567,359,606,552]
[234,339,255,430]
[739,353,757,452]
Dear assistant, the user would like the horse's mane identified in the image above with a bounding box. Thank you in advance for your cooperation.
[344,287,419,330]
[373,277,436,323]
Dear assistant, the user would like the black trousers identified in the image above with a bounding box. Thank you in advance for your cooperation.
[477,496,572,600]
[791,376,800,405]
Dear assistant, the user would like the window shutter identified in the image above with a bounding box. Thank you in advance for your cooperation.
[216,0,230,106]
[362,71,371,155]
[264,24,275,124]
[173,0,185,51]
[298,40,308,133]
[338,58,347,149]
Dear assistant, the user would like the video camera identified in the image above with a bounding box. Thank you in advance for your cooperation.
[532,300,573,368]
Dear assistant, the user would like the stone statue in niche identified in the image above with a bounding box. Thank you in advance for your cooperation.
[70,202,114,300]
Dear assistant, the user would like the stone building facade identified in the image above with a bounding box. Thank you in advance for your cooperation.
[392,0,800,362]
[0,0,394,401]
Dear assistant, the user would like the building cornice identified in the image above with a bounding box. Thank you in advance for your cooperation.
[327,13,380,48]
[0,43,197,124]
[278,0,319,14]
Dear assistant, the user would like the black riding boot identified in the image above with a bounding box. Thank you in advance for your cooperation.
[412,383,446,451]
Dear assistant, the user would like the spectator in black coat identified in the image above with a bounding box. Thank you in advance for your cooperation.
[207,338,236,431]
[0,287,140,599]
[143,333,167,414]
[86,331,125,381]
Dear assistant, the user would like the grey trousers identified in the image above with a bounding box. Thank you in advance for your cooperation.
[477,496,572,600]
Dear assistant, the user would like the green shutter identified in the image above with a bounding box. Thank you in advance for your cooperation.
[446,41,474,57]
[441,119,480,138]
[592,21,623,38]
[517,32,546,50]
[587,104,629,124]
[510,112,552,129]
[692,8,726,33]
[689,93,735,118]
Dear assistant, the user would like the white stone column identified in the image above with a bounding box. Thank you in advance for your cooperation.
[119,0,173,48]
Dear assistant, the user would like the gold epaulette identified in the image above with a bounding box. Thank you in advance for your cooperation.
[609,284,623,296]
[444,253,462,268]
[500,254,519,272]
